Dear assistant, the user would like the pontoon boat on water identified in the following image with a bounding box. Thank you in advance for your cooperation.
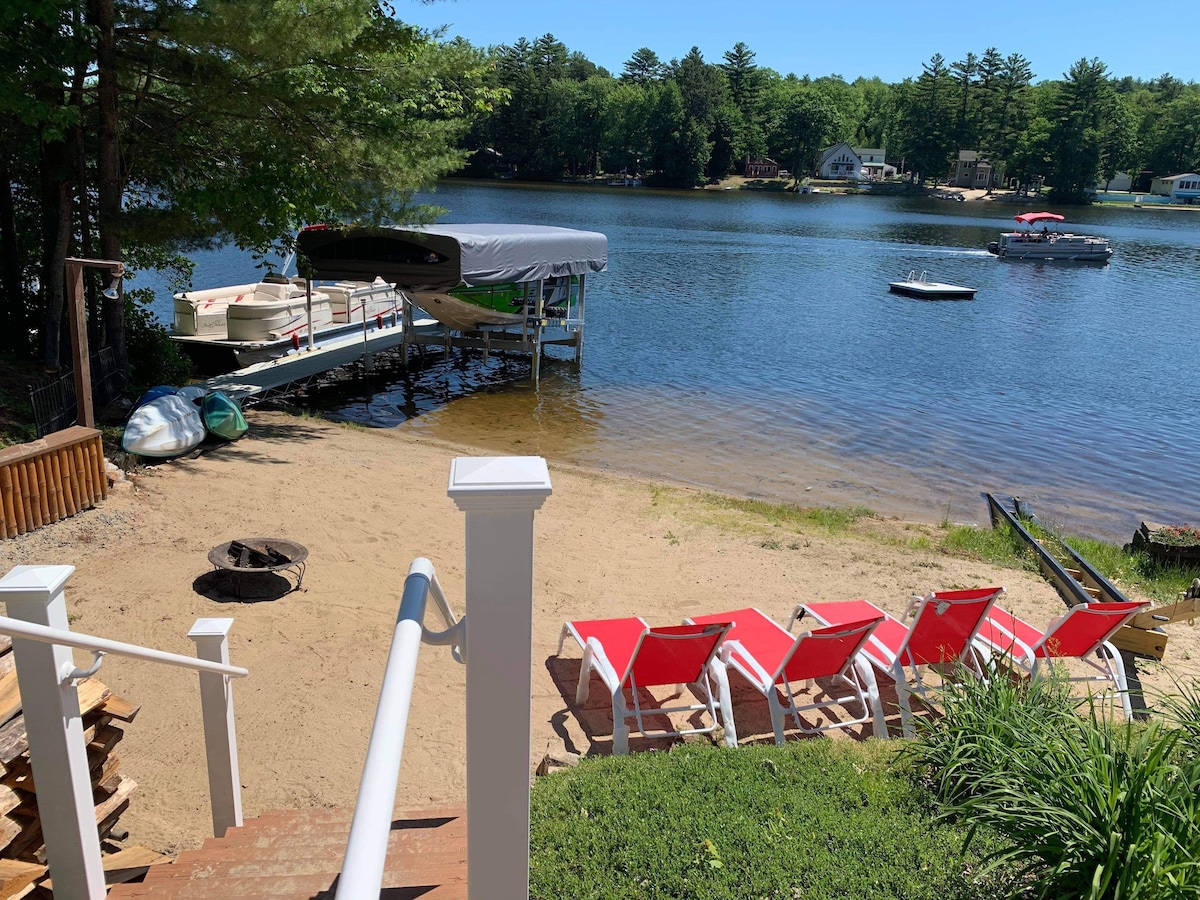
[987,211,1113,261]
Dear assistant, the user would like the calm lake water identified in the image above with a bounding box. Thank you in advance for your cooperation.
[147,184,1200,541]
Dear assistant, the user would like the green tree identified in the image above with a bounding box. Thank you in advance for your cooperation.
[950,52,979,150]
[1046,57,1120,201]
[622,48,663,84]
[772,88,836,178]
[645,81,709,187]
[720,42,762,120]
[896,55,956,185]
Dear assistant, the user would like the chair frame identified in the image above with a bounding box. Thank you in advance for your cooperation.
[791,587,1004,737]
[973,600,1150,721]
[688,608,887,742]
[557,618,736,754]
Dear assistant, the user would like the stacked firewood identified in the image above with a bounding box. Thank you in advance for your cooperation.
[0,635,165,897]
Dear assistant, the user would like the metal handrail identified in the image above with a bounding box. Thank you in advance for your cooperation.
[335,557,464,900]
[0,616,248,679]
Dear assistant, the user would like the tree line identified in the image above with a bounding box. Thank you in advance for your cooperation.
[3,4,1198,386]
[466,37,1200,202]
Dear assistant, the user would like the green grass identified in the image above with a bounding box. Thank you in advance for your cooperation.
[530,740,1020,900]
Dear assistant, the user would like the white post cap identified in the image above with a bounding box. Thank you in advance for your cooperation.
[188,618,236,640]
[447,457,553,511]
[0,565,75,596]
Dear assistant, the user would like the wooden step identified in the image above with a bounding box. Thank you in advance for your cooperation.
[107,806,466,899]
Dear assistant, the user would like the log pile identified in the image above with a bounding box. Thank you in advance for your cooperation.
[0,635,167,897]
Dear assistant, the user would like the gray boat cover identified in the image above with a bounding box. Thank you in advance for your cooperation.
[296,223,607,290]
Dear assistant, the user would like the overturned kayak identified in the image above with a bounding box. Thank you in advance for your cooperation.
[122,394,206,458]
[201,391,249,441]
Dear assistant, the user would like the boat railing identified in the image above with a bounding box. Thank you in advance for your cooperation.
[0,564,249,898]
[334,557,464,899]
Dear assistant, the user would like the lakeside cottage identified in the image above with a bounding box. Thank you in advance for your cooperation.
[1150,173,1200,202]
[949,150,1004,189]
[745,157,780,178]
[817,144,896,180]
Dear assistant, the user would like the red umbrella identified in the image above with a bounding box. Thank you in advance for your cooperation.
[1014,211,1066,224]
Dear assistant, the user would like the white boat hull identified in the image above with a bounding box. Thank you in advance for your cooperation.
[122,394,206,458]
[408,291,528,331]
[990,232,1112,261]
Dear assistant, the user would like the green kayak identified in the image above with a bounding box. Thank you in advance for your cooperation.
[201,390,249,441]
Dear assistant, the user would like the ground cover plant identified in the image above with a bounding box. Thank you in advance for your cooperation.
[907,672,1200,898]
[529,739,1020,900]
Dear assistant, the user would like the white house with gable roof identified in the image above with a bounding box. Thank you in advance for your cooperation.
[818,143,862,179]
[1150,173,1200,202]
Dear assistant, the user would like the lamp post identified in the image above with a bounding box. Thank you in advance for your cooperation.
[63,258,123,429]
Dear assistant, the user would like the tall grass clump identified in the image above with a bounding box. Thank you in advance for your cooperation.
[909,670,1200,898]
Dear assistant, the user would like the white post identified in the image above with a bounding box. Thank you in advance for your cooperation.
[0,566,105,898]
[188,618,243,837]
[448,457,552,900]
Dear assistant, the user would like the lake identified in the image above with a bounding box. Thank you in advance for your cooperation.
[145,184,1200,542]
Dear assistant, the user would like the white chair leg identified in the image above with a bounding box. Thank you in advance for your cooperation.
[576,641,595,705]
[855,657,888,738]
[1104,641,1134,722]
[893,662,916,738]
[612,692,630,754]
[766,688,787,745]
[708,661,738,747]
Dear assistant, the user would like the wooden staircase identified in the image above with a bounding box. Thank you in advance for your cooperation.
[106,805,466,899]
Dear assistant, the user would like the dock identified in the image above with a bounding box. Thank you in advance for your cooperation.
[198,315,441,405]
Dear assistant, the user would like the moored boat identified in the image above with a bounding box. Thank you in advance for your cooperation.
[987,211,1112,261]
[171,276,405,373]
[296,223,607,332]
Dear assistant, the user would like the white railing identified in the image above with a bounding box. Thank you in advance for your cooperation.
[0,564,248,900]
[335,558,464,899]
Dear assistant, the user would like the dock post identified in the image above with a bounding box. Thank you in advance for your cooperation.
[574,274,586,365]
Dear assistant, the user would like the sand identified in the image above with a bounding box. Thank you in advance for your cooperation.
[2,410,1197,853]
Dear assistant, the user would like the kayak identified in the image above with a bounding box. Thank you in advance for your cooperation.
[121,394,206,458]
[201,391,249,441]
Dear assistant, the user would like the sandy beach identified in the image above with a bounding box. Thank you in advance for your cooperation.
[2,410,1197,854]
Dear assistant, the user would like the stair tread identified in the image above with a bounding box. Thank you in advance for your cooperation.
[109,806,467,899]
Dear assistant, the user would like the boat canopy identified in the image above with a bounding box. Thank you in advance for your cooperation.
[1014,211,1066,225]
[296,224,608,290]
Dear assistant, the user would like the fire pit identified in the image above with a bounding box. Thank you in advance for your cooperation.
[208,537,308,598]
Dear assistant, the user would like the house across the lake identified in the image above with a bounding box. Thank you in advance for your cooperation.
[817,144,896,180]
[1150,173,1200,202]
[949,150,1004,189]
[745,157,781,178]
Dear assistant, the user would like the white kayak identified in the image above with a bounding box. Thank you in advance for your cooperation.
[122,394,206,458]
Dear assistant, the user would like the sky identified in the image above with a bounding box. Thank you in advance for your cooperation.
[400,0,1198,85]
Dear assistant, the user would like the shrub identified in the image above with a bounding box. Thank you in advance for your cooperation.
[124,288,192,396]
[909,671,1200,898]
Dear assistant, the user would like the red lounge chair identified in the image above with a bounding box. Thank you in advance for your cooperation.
[687,607,887,742]
[973,600,1150,720]
[792,587,1004,737]
[556,617,735,754]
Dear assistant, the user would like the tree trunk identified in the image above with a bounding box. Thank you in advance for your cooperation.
[0,148,28,357]
[39,137,73,371]
[72,24,100,350]
[91,0,125,374]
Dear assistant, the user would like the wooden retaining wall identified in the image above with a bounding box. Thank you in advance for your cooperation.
[0,427,107,539]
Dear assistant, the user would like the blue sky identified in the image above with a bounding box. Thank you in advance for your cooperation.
[401,0,1197,85]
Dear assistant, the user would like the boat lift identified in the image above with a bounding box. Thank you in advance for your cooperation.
[296,224,608,385]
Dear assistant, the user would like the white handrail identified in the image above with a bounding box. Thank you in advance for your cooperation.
[0,616,248,679]
[336,557,461,900]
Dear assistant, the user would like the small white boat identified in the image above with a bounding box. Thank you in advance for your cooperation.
[987,211,1112,261]
[121,393,206,458]
[888,271,977,300]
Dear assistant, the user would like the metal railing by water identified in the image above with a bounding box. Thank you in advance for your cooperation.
[0,564,248,899]
[335,557,464,900]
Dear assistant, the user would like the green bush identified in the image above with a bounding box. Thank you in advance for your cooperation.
[530,740,1018,900]
[124,287,192,396]
[908,671,1200,898]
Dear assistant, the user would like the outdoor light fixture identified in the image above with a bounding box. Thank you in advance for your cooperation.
[101,268,124,300]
